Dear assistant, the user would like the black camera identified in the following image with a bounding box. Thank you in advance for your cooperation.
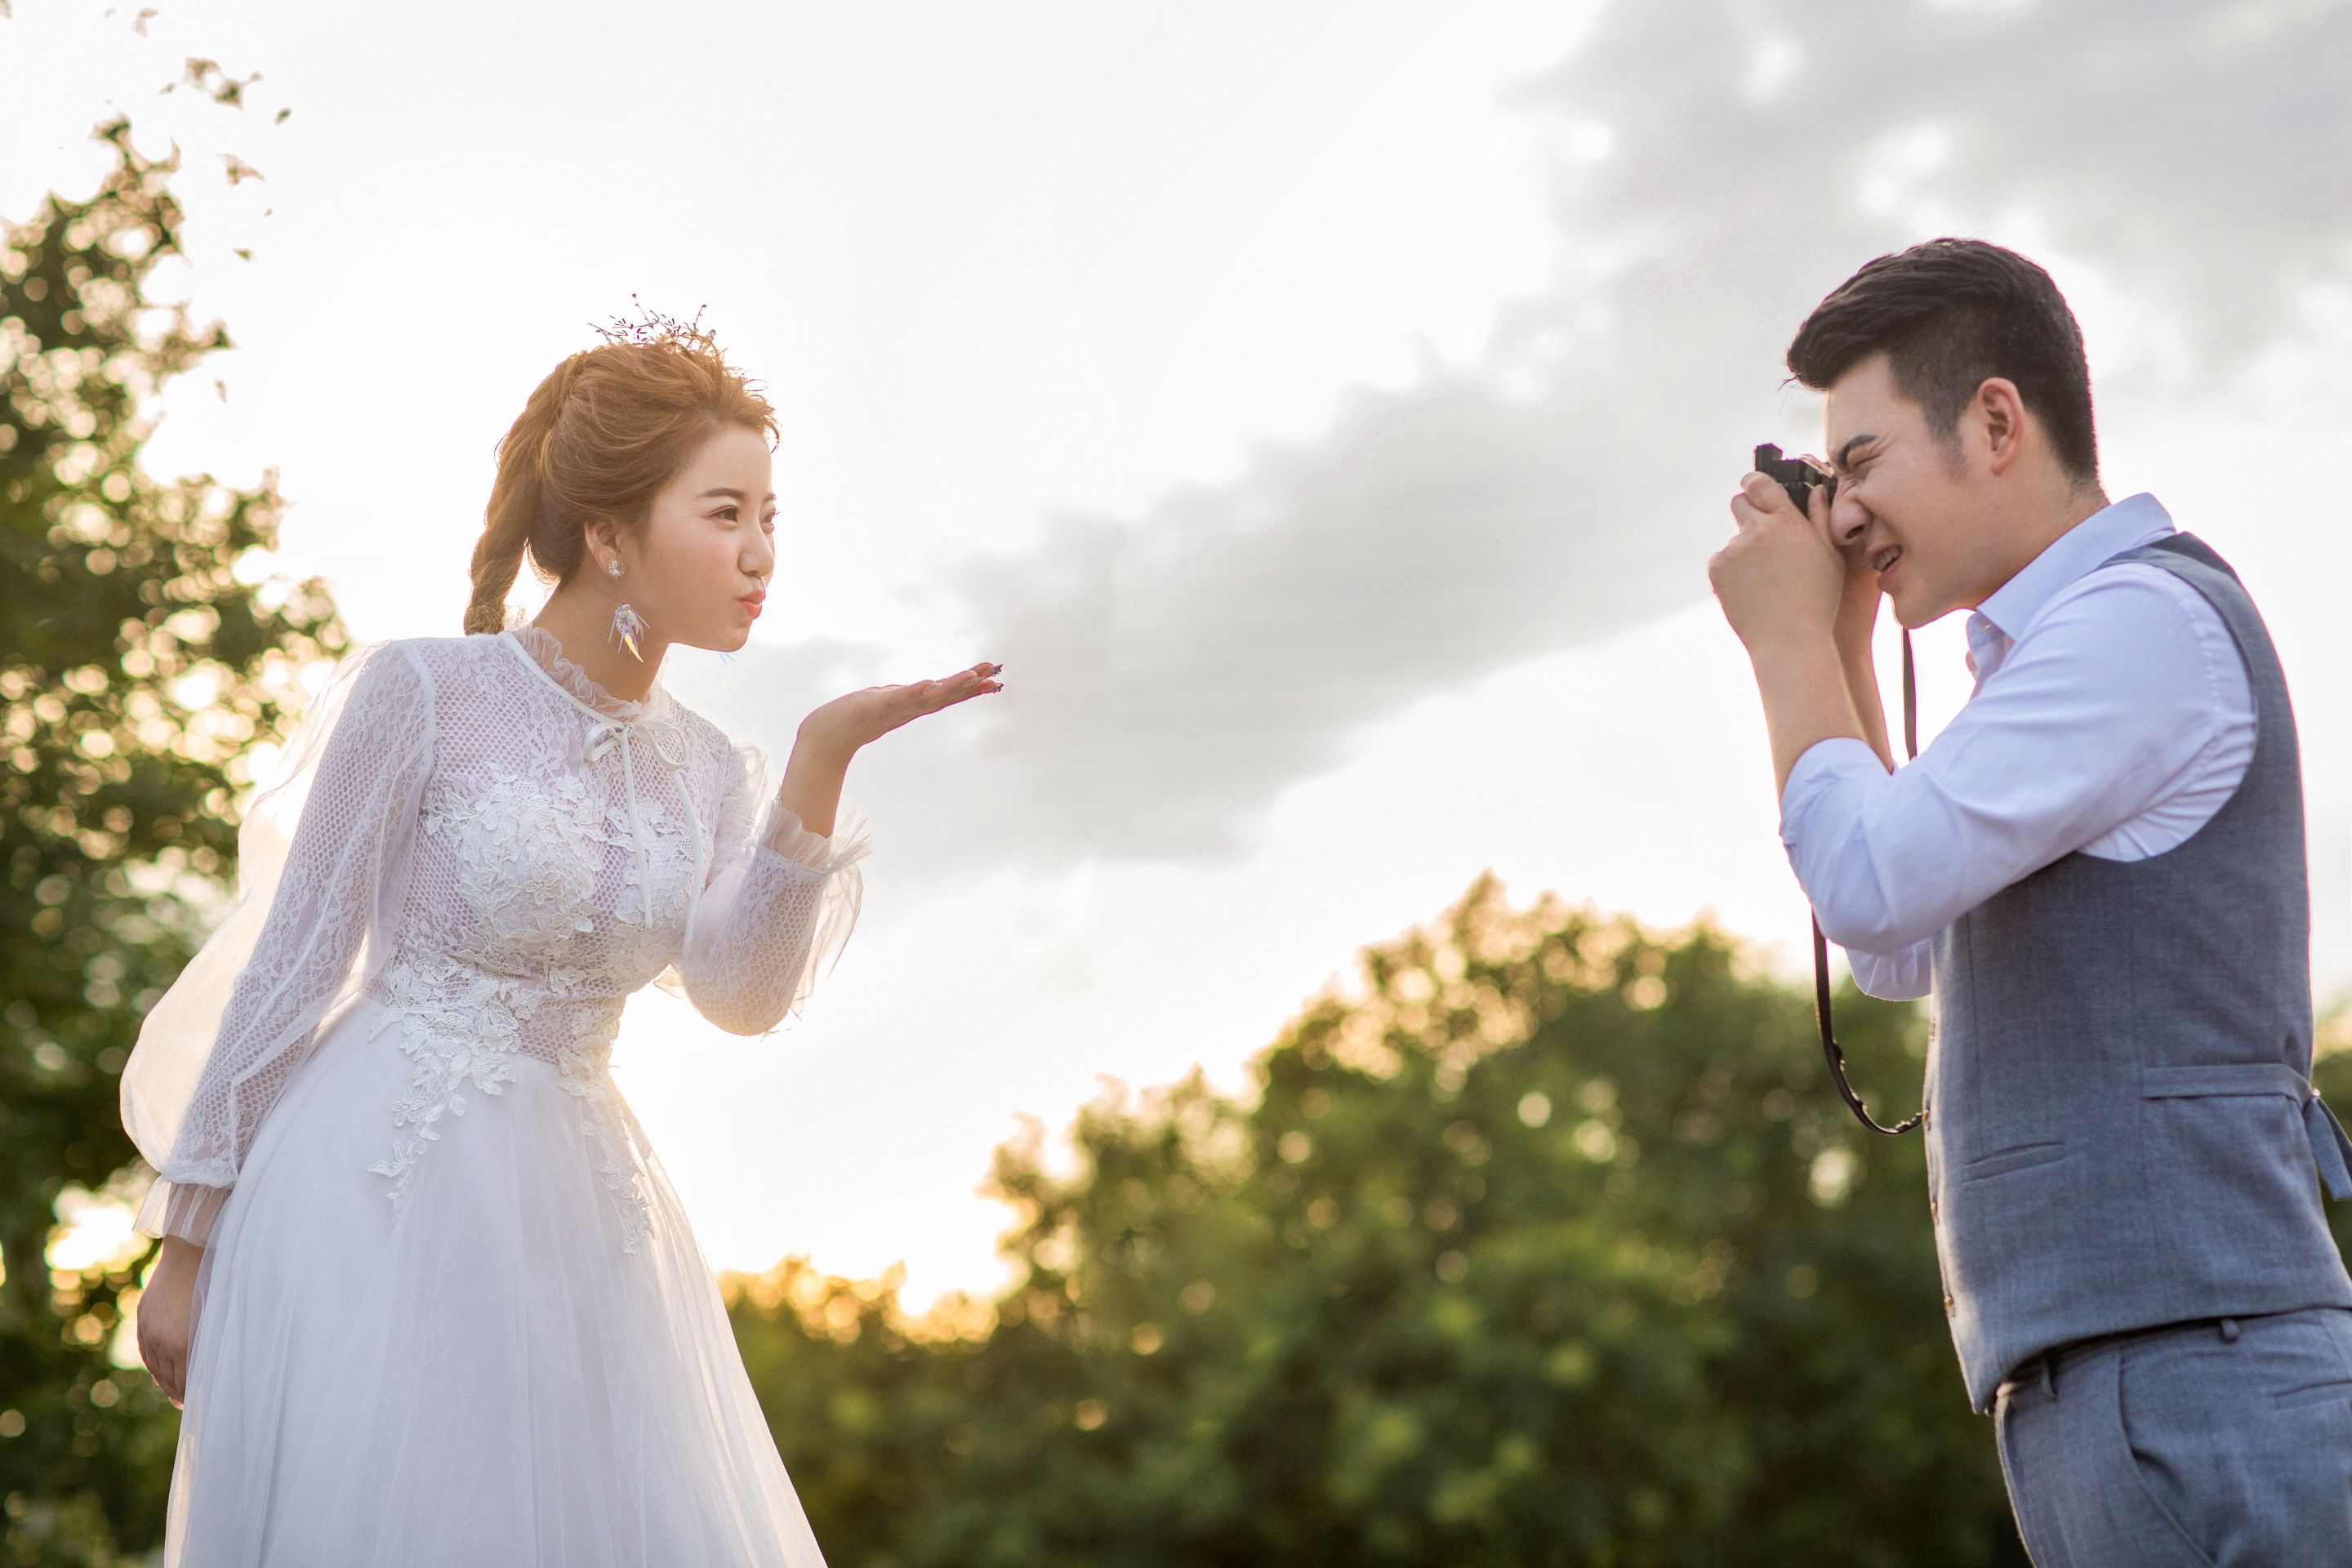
[1753,443,1837,517]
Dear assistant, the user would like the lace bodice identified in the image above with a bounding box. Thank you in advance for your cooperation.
[122,620,868,1250]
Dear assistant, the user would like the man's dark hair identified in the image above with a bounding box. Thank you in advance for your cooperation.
[1786,238,2098,486]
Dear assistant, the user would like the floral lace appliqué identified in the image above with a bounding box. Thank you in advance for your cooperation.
[555,1035,653,1254]
[381,756,671,1250]
[421,767,603,972]
[366,952,537,1222]
[366,953,653,1251]
[600,793,697,935]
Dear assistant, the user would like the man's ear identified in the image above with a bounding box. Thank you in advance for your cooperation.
[1976,376,2029,477]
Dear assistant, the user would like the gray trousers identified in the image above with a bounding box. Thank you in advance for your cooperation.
[1994,1306,2352,1566]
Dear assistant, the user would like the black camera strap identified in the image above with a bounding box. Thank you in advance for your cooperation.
[1751,443,1927,1134]
[1813,627,1924,1136]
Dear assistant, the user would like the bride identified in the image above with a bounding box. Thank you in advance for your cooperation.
[119,316,999,1566]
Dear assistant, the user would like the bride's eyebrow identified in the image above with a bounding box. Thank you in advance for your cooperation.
[696,487,778,502]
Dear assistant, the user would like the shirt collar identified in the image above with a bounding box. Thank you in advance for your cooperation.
[1969,492,2175,648]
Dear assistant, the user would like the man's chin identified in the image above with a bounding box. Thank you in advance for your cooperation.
[1886,584,1936,631]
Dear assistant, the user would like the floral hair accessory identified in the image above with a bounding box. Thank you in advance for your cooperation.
[591,293,717,353]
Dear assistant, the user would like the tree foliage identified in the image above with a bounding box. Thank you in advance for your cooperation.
[1,118,341,1562]
[731,877,2056,1566]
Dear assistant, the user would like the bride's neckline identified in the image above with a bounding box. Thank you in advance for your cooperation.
[496,619,671,724]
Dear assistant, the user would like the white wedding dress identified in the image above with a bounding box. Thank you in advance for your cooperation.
[119,614,868,1567]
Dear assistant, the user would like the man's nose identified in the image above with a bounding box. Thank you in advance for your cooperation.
[1831,495,1869,546]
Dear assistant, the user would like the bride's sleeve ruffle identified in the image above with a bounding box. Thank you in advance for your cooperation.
[122,639,437,1246]
[656,737,871,1037]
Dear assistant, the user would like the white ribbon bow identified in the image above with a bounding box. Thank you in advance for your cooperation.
[582,715,688,773]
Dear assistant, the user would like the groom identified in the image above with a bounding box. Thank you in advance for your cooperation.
[1708,237,2352,1564]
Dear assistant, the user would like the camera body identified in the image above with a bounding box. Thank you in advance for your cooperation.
[1754,443,1837,518]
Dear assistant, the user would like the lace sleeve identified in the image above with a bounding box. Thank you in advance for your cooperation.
[121,639,436,1245]
[653,737,869,1037]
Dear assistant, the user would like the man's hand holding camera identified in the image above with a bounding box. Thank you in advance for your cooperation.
[1710,466,1851,657]
[1708,457,1884,794]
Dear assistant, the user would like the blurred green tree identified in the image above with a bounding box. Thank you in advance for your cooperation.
[730,875,2046,1567]
[1,117,341,1562]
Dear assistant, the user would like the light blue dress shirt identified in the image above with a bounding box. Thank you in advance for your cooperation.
[1778,493,2256,1000]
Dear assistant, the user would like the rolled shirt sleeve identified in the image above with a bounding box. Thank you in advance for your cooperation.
[1848,942,1932,1002]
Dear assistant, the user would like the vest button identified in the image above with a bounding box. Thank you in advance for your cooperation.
[1943,1294,1956,1316]
[1930,1197,1939,1224]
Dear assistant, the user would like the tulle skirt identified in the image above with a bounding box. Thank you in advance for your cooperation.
[164,994,828,1567]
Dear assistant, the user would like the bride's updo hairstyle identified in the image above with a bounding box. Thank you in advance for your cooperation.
[463,305,778,635]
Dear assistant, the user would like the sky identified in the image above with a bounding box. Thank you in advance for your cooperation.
[7,0,2350,1312]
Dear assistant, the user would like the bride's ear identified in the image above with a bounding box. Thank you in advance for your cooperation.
[581,519,626,578]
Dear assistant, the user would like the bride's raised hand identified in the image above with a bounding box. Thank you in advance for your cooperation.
[795,662,1003,762]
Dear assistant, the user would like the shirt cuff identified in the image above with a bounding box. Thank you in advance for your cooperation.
[136,1178,229,1247]
[1849,942,1932,1001]
[752,797,875,877]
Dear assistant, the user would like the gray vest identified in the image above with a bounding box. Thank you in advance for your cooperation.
[1925,531,2352,1414]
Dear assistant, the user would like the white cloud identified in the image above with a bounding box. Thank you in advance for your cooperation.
[833,0,2352,906]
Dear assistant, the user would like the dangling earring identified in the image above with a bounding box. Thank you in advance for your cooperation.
[608,557,647,662]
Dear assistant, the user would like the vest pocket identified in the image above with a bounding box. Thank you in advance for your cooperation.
[1961,1140,2069,1182]
[2141,1063,2306,1102]
[2140,1062,2315,1267]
